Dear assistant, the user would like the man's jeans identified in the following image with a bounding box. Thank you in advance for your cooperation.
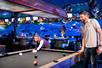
[84,47,97,68]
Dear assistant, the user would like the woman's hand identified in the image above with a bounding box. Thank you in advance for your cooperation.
[32,49,37,53]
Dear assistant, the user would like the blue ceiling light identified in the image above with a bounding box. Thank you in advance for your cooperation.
[2,12,9,16]
[0,11,12,19]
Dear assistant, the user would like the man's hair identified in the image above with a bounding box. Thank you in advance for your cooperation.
[79,11,90,16]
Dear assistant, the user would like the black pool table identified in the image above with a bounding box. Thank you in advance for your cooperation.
[0,49,80,68]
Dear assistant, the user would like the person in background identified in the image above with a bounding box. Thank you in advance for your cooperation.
[79,11,102,68]
[20,30,28,49]
[60,25,66,38]
[19,30,26,38]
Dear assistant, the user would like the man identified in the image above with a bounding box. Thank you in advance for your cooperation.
[79,11,102,68]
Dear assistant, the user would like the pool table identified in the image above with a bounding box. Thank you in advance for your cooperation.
[0,49,81,68]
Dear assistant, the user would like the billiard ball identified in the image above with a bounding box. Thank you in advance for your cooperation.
[34,55,38,58]
[33,60,38,66]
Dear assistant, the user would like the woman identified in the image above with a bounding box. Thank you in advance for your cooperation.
[31,33,50,53]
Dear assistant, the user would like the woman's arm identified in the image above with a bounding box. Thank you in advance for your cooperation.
[36,40,44,51]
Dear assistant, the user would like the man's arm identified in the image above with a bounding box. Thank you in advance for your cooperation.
[78,35,85,53]
[78,26,85,53]
[96,28,102,45]
[96,26,102,55]
[92,19,102,54]
[92,19,102,45]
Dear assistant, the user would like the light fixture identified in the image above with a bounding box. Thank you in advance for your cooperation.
[33,16,38,20]
[5,19,9,22]
[67,13,72,18]
[26,17,31,21]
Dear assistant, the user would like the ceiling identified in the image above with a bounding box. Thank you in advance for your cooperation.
[0,0,102,19]
[0,0,61,18]
[42,0,89,8]
[0,0,33,12]
[43,0,102,13]
[22,10,60,18]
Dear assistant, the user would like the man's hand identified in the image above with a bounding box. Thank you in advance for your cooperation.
[96,46,102,55]
[99,42,102,46]
[78,47,84,53]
